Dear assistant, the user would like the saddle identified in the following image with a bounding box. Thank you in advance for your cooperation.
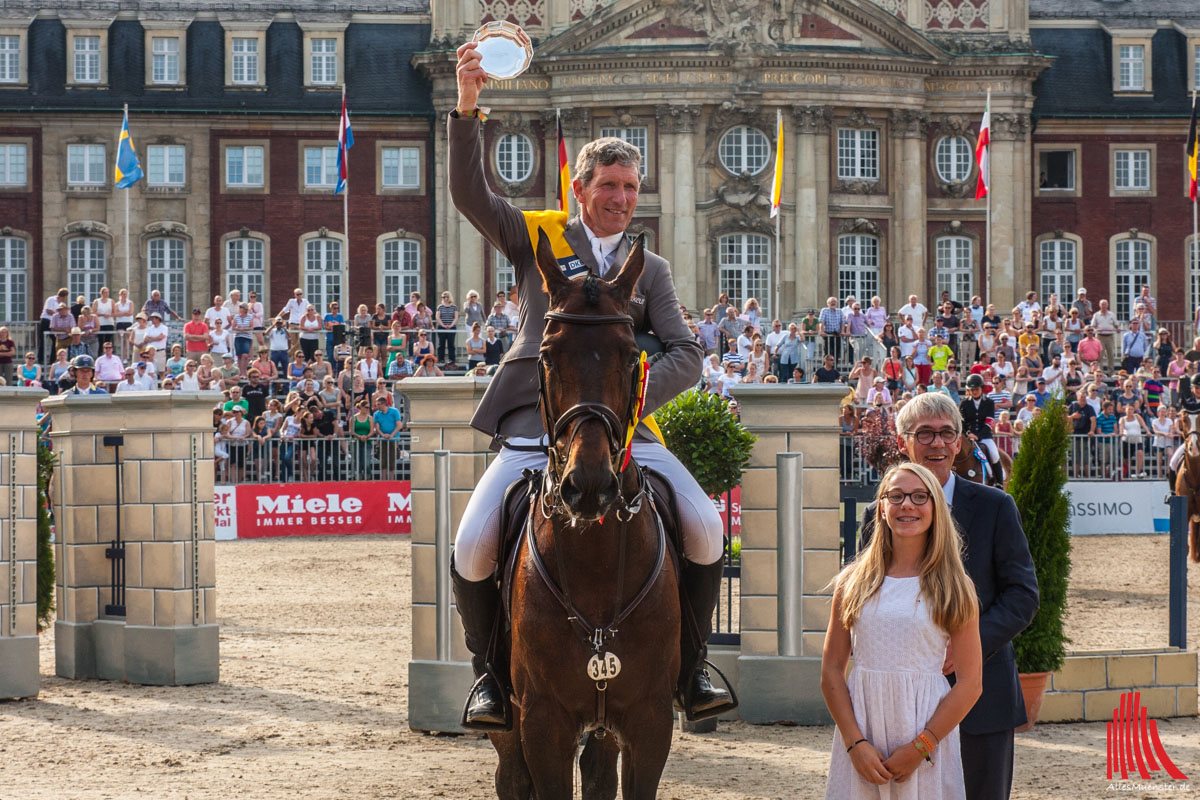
[495,466,683,621]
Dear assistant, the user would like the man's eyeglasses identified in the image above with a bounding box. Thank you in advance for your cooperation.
[884,489,931,506]
[905,428,958,445]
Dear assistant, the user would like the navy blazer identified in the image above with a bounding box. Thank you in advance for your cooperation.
[859,475,1040,735]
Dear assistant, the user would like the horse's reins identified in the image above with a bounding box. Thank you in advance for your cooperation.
[527,307,668,731]
[537,309,648,522]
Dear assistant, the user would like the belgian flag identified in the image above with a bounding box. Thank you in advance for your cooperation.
[1188,93,1198,203]
[557,113,570,212]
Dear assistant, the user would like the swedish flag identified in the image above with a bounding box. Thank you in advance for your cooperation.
[114,107,143,189]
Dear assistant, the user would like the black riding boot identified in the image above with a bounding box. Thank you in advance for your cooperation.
[675,558,738,721]
[450,558,511,730]
[988,454,1005,486]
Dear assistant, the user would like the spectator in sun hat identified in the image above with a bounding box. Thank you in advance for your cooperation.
[144,312,169,372]
[1071,288,1093,320]
[132,360,157,390]
[66,327,89,359]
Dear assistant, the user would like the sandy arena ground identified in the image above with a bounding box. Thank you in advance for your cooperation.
[0,534,1197,800]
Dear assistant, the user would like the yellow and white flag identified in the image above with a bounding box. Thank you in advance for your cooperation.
[770,108,783,219]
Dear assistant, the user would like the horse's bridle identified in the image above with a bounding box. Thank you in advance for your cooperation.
[537,309,645,521]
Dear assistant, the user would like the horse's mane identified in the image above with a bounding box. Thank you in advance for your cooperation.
[581,273,602,307]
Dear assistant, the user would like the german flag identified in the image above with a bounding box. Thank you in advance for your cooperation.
[1188,93,1198,202]
[557,113,570,212]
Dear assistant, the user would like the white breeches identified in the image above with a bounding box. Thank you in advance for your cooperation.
[977,438,1000,463]
[1170,443,1186,471]
[453,441,726,582]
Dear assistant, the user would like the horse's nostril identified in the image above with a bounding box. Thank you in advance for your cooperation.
[560,474,583,506]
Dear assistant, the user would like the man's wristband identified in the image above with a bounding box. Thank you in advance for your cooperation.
[454,107,489,122]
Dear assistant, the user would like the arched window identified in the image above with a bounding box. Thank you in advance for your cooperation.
[718,126,770,176]
[304,237,343,311]
[1113,237,1151,320]
[1038,238,1076,303]
[1189,237,1200,318]
[836,235,879,303]
[226,237,266,307]
[494,250,515,298]
[934,236,973,303]
[719,233,771,319]
[0,236,27,321]
[381,238,421,310]
[495,134,533,183]
[147,237,186,308]
[934,136,973,183]
[67,237,106,302]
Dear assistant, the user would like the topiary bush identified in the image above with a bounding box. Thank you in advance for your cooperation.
[1009,394,1071,674]
[37,439,56,631]
[654,389,756,498]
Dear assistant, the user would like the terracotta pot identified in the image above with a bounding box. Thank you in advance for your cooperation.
[1016,671,1052,732]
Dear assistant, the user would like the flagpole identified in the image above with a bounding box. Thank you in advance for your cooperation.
[124,103,131,293]
[341,84,356,404]
[1193,89,1198,331]
[984,89,991,305]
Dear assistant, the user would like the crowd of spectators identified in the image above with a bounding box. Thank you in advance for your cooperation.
[4,280,1190,483]
[690,286,1191,481]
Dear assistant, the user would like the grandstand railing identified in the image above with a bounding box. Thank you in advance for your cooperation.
[840,432,1175,486]
[215,434,412,484]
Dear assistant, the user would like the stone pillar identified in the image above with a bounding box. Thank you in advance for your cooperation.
[654,106,677,272]
[793,106,831,313]
[404,376,495,732]
[0,387,48,699]
[892,109,928,309]
[662,106,700,307]
[987,113,1032,312]
[42,391,220,686]
[729,383,845,723]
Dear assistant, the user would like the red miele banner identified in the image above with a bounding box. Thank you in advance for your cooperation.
[711,486,741,538]
[215,481,411,539]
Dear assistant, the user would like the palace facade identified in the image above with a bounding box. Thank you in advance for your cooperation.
[0,1,1197,322]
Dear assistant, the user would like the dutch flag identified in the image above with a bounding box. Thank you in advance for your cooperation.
[335,89,354,195]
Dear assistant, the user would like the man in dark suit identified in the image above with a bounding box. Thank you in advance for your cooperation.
[860,392,1038,800]
[446,42,733,729]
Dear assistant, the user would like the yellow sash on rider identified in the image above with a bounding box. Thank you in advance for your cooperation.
[522,209,664,445]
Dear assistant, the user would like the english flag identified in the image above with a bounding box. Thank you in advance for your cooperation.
[974,99,990,200]
[335,90,354,195]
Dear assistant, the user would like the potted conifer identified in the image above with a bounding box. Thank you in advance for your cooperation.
[1007,395,1072,730]
[654,389,756,499]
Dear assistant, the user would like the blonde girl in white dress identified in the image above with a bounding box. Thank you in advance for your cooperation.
[822,462,982,800]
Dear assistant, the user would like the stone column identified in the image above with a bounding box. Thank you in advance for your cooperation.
[0,387,48,699]
[729,382,845,723]
[663,106,700,307]
[654,105,677,272]
[43,391,220,686]
[793,106,831,313]
[987,113,1032,312]
[404,376,495,732]
[892,109,928,310]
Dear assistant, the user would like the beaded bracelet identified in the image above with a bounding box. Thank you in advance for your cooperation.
[846,738,868,753]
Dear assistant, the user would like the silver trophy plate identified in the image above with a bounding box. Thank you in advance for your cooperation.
[472,21,533,81]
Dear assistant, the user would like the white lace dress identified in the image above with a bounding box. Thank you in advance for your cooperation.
[825,576,964,800]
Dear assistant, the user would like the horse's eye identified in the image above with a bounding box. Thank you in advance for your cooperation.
[540,353,552,369]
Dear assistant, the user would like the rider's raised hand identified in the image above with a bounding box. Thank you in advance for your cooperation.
[456,42,487,114]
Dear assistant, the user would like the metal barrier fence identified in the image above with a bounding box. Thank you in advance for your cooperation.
[215,434,412,484]
[840,431,1176,486]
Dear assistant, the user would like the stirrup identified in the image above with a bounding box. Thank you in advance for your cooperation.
[460,663,513,732]
[674,659,740,722]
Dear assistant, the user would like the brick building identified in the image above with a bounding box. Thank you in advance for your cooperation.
[0,1,432,321]
[1030,0,1199,325]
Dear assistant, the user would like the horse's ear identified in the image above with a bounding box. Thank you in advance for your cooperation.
[606,232,645,303]
[534,227,571,300]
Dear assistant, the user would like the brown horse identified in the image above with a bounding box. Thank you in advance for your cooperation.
[953,435,1012,490]
[1172,415,1200,563]
[488,230,681,799]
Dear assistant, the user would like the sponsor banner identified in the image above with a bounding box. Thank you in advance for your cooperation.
[214,481,411,538]
[1067,481,1168,535]
[712,486,742,538]
[214,485,238,541]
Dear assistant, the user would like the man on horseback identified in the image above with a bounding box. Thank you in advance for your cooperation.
[960,373,1005,486]
[1166,373,1200,488]
[446,42,734,730]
